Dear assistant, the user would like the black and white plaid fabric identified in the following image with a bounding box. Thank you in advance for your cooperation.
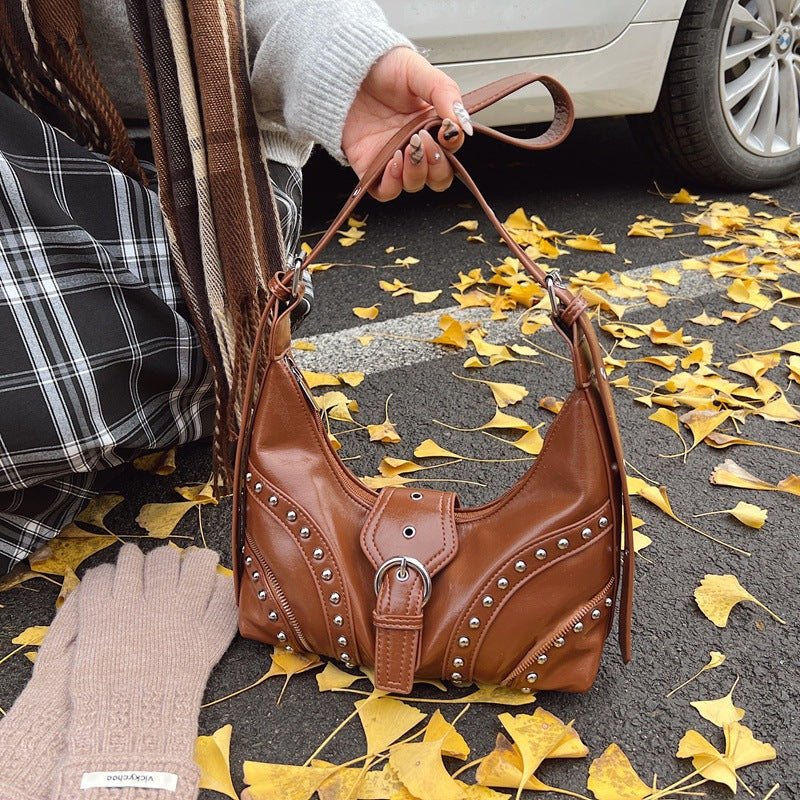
[0,93,306,573]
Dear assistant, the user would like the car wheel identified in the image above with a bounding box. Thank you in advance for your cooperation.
[629,0,800,189]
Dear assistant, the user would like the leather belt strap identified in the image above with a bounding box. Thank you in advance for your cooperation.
[360,487,458,693]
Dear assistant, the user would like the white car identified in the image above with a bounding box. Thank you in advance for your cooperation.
[378,0,800,189]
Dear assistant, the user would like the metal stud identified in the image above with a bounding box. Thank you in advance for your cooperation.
[469,617,480,629]
[276,632,287,642]
[330,592,341,605]
[257,590,267,601]
[286,510,297,522]
[245,472,252,482]
[581,527,592,540]
[285,646,294,652]
[557,538,569,550]
[244,556,253,566]
[300,526,310,539]
[482,595,494,608]
[341,653,351,662]
[268,495,277,506]
[521,687,532,693]
[321,569,332,581]
[573,621,584,633]
[458,636,470,648]
[410,491,423,500]
[515,560,526,572]
[333,615,343,626]
[605,597,613,607]
[526,672,538,683]
[591,609,601,620]
[497,577,509,589]
[251,571,260,581]
[535,549,547,560]
[254,483,263,493]
[599,516,609,528]
[453,657,464,668]
[268,610,278,621]
[554,636,565,648]
[451,672,463,682]
[337,636,348,647]
[537,653,548,665]
[313,548,324,560]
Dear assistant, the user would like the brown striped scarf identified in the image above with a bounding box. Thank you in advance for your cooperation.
[2,0,286,491]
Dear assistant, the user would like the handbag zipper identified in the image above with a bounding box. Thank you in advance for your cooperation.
[504,575,616,684]
[245,529,312,652]
[285,354,318,408]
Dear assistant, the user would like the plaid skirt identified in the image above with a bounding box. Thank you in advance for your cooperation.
[0,93,306,574]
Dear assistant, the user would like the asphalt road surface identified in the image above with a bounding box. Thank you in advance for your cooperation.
[1,117,798,799]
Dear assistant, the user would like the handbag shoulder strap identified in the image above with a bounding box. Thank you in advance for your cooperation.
[259,73,633,662]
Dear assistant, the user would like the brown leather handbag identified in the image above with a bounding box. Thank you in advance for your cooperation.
[232,73,634,695]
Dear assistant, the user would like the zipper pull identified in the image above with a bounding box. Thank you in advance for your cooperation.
[284,354,317,408]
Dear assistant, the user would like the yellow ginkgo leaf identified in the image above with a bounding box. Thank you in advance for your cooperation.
[697,501,767,529]
[411,289,442,304]
[498,709,569,796]
[356,695,426,755]
[587,743,653,800]
[423,709,471,760]
[695,574,785,628]
[456,683,537,706]
[194,724,238,800]
[338,372,365,387]
[648,408,681,436]
[302,371,341,389]
[441,219,479,234]
[242,763,331,800]
[353,304,380,319]
[508,428,544,456]
[565,234,616,254]
[680,409,729,449]
[356,335,374,346]
[293,340,316,351]
[676,723,776,792]
[368,395,401,444]
[710,460,800,496]
[476,733,551,792]
[56,567,80,608]
[689,310,724,326]
[133,447,177,475]
[691,678,745,727]
[12,625,49,646]
[74,494,124,533]
[667,651,726,697]
[539,397,563,415]
[390,741,464,800]
[414,439,460,459]
[29,527,116,576]
[135,501,203,539]
[453,373,529,408]
[316,662,363,693]
[670,188,699,204]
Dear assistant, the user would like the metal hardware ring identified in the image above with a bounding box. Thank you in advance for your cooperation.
[374,556,432,606]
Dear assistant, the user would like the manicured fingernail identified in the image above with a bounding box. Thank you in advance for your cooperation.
[420,130,443,164]
[391,149,402,175]
[441,118,459,141]
[453,101,473,136]
[409,133,424,165]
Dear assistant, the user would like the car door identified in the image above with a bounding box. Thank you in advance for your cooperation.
[376,0,647,63]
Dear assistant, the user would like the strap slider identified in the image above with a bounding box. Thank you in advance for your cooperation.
[545,269,565,314]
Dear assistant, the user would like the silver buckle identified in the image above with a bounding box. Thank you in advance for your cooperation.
[545,269,565,314]
[290,255,305,296]
[374,556,432,606]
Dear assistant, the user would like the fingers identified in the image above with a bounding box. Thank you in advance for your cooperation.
[371,130,453,202]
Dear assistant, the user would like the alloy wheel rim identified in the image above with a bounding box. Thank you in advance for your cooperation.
[719,0,800,157]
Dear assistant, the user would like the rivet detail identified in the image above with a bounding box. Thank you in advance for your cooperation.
[341,653,351,662]
[337,636,348,647]
[482,595,494,608]
[453,657,464,668]
[554,636,565,648]
[257,590,266,601]
[526,672,538,683]
[268,610,278,621]
[573,621,584,633]
[286,510,297,522]
[333,615,343,626]
[313,548,323,560]
[515,560,526,572]
[276,631,287,642]
[244,556,252,566]
[592,609,601,619]
[582,527,592,540]
[605,597,613,607]
[497,577,509,589]
[557,538,569,550]
[469,617,480,629]
[321,569,332,581]
[330,592,341,605]
[254,483,263,493]
[251,571,260,581]
[300,526,310,539]
[268,495,277,506]
[458,636,470,648]
[537,653,548,664]
[599,516,609,528]
[451,672,462,681]
[535,549,547,560]
[245,472,252,482]
[521,687,532,693]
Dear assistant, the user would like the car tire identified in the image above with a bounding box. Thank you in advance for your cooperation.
[629,0,800,189]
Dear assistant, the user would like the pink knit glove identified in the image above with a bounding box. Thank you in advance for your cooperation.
[50,545,238,800]
[0,591,78,800]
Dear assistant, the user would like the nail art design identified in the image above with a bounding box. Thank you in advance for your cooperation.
[453,102,473,136]
[409,133,424,165]
[441,118,459,141]
[433,152,441,161]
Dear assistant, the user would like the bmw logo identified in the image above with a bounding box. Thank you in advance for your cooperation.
[777,28,792,51]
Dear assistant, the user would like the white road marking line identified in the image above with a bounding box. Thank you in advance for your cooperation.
[294,259,724,374]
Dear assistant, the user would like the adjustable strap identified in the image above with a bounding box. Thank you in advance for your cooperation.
[360,487,458,693]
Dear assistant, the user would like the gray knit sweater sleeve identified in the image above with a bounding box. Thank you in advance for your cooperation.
[82,0,415,168]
